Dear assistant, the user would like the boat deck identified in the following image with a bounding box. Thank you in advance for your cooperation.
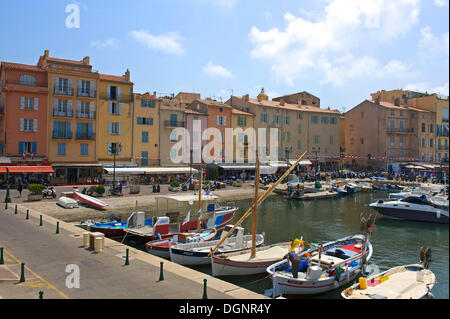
[225,244,290,262]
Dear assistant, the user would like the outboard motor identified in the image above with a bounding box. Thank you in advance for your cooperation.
[419,247,432,269]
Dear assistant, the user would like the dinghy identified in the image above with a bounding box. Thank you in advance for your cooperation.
[341,248,436,299]
[268,233,373,297]
[73,191,108,209]
[57,196,79,209]
[145,228,218,259]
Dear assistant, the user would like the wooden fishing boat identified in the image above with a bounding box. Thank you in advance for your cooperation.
[144,228,218,259]
[267,233,374,297]
[74,191,108,209]
[341,248,436,299]
[168,226,265,265]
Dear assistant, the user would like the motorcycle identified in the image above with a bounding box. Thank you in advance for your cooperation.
[42,187,56,199]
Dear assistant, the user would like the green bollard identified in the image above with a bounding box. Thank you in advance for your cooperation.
[19,262,25,283]
[39,215,43,226]
[26,209,29,220]
[0,247,4,265]
[202,279,208,299]
[14,205,17,215]
[5,201,7,210]
[56,222,59,234]
[39,291,44,299]
[124,248,129,266]
[159,262,164,281]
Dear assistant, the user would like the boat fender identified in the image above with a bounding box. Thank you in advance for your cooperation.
[156,233,162,240]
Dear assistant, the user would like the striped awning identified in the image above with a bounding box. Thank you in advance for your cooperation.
[3,166,54,173]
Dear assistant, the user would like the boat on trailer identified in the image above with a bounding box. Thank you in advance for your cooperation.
[145,228,219,259]
[73,191,108,209]
[342,248,436,299]
[267,233,373,297]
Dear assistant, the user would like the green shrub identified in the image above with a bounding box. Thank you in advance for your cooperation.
[170,181,180,188]
[89,186,97,193]
[95,185,105,194]
[204,180,211,185]
[28,184,46,195]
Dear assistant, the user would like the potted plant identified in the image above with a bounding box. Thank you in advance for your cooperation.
[232,179,243,187]
[169,180,181,192]
[130,177,140,194]
[93,185,105,197]
[27,184,46,201]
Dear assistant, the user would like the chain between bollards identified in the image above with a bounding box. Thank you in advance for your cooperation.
[202,279,208,299]
[19,262,25,283]
[159,262,164,281]
[0,247,4,265]
[124,248,129,266]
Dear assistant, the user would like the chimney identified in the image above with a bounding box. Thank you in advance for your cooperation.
[279,99,285,106]
[124,69,130,81]
[44,50,49,59]
[242,94,249,102]
[82,56,90,65]
[153,91,157,98]
[298,99,303,106]
[404,97,409,108]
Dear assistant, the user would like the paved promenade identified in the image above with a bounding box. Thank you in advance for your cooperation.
[0,204,265,299]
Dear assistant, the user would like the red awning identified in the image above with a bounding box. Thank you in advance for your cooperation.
[5,166,54,173]
[0,167,7,173]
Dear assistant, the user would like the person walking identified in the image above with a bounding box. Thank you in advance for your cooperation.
[17,180,24,198]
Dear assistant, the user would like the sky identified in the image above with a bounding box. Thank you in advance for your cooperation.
[0,0,448,112]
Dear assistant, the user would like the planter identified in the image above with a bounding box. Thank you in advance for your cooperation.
[169,186,181,192]
[232,182,243,187]
[130,185,140,194]
[27,193,42,201]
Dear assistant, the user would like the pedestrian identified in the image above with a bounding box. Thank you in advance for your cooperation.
[118,181,123,195]
[17,180,23,198]
[285,251,301,278]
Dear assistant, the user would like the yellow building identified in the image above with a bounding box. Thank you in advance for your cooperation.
[37,50,101,184]
[231,108,255,161]
[371,89,449,162]
[133,92,160,166]
[97,71,134,165]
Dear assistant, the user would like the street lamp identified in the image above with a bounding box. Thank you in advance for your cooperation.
[4,167,11,204]
[108,143,122,194]
[340,147,346,176]
[312,146,320,169]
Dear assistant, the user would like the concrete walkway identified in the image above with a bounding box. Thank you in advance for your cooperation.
[0,204,265,299]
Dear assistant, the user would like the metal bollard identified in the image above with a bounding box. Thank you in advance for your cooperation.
[202,279,208,299]
[4,202,7,210]
[159,262,164,281]
[14,205,17,215]
[26,209,29,220]
[124,248,129,266]
[19,262,25,283]
[39,291,44,299]
[0,247,4,265]
[39,215,43,226]
[56,222,59,234]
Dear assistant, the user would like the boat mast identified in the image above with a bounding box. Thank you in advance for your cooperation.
[197,166,202,231]
[251,153,260,258]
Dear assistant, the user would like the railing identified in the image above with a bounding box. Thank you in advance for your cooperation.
[77,89,96,98]
[5,80,48,87]
[387,128,414,133]
[100,93,133,103]
[53,110,72,118]
[164,120,185,128]
[54,87,74,96]
[76,132,95,140]
[52,131,72,139]
[0,106,4,115]
[76,112,96,119]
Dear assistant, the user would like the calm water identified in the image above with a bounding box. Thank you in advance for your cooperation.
[189,192,449,299]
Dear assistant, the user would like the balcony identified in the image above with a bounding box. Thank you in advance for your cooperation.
[53,110,72,118]
[164,120,185,128]
[5,80,48,87]
[52,131,72,139]
[77,88,96,98]
[100,93,133,103]
[387,128,413,134]
[76,112,96,119]
[76,132,95,140]
[54,87,74,96]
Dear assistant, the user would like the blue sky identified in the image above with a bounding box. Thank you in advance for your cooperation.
[1,0,448,111]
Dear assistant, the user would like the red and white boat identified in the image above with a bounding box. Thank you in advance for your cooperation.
[74,191,108,209]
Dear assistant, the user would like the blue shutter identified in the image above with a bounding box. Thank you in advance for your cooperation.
[19,141,24,154]
[88,123,93,138]
[32,142,37,154]
[77,123,81,138]
[150,118,154,125]
[54,121,59,137]
[66,122,71,138]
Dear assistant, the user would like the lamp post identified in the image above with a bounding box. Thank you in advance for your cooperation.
[4,167,11,204]
[109,143,122,194]
[340,147,345,176]
[312,147,320,169]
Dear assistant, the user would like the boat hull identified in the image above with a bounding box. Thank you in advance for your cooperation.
[73,192,108,209]
[370,206,449,224]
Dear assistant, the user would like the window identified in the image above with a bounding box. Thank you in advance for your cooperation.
[311,116,319,123]
[430,138,434,148]
[141,151,149,166]
[422,123,426,132]
[108,143,122,155]
[321,116,329,124]
[216,115,226,126]
[298,124,302,134]
[421,138,425,148]
[391,110,395,116]
[109,122,121,135]
[80,144,88,155]
[261,113,268,123]
[237,116,247,127]
[54,99,69,116]
[78,80,90,96]
[20,75,35,86]
[76,122,93,139]
[53,121,70,138]
[399,136,404,147]
[109,102,122,115]
[274,115,281,125]
[390,136,395,147]
[390,120,395,129]
[141,100,155,108]
[108,86,119,100]
[399,110,403,116]
[297,113,303,120]
[350,138,355,145]
[330,136,334,145]
[21,97,34,110]
[137,117,153,125]
[399,151,403,157]
[58,143,66,155]
[361,138,364,145]
[314,135,319,144]
[298,140,302,149]
[142,131,149,143]
[429,124,433,133]
[283,132,291,142]
[24,119,33,131]
[284,116,290,125]
[77,101,90,118]
[330,117,338,124]
[361,112,364,119]
[399,120,404,131]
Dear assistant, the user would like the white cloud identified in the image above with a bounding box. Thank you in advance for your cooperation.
[404,81,449,96]
[419,26,449,60]
[248,0,420,85]
[203,61,233,78]
[129,30,184,55]
[215,0,237,8]
[434,0,447,7]
[91,38,119,49]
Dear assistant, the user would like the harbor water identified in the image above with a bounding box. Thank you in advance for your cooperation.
[189,192,449,299]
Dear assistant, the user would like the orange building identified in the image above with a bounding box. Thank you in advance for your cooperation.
[0,61,48,162]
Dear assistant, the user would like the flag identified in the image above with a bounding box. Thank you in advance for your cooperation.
[182,207,191,226]
[196,209,202,215]
[290,238,304,251]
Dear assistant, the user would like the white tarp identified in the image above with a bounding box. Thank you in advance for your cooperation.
[103,167,198,175]
[290,160,313,166]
